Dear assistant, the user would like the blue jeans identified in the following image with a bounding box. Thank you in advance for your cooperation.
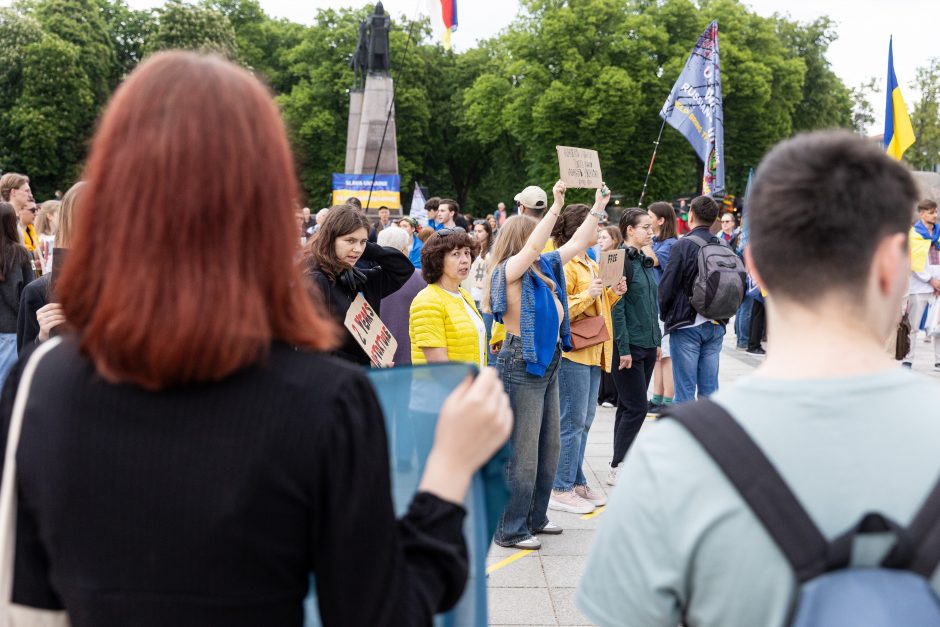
[495,334,561,545]
[734,295,753,348]
[553,359,600,491]
[670,323,726,403]
[0,334,16,388]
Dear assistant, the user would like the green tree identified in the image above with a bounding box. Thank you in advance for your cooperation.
[146,0,237,59]
[98,0,156,82]
[909,58,940,172]
[0,34,95,193]
[850,78,879,134]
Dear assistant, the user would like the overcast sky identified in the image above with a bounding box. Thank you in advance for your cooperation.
[125,0,939,134]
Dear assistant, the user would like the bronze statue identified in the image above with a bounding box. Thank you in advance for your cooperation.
[350,2,390,89]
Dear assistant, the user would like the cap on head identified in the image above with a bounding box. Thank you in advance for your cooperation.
[514,186,547,211]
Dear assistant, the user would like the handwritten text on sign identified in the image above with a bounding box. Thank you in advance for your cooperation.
[599,249,625,288]
[344,294,398,367]
[556,146,603,189]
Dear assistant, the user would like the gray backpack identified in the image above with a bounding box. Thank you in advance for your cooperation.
[664,400,940,627]
[686,234,746,319]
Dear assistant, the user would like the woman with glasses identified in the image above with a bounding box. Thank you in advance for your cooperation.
[410,227,486,368]
[607,208,662,487]
[304,205,414,366]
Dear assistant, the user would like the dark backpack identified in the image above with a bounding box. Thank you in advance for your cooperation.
[663,400,940,627]
[686,234,746,319]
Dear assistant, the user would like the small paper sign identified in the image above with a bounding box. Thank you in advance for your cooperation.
[556,146,603,189]
[599,249,625,287]
[344,293,398,368]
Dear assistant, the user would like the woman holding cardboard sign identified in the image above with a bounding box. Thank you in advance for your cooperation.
[485,180,611,550]
[305,205,414,366]
[546,204,626,515]
[1,52,513,626]
[409,227,487,368]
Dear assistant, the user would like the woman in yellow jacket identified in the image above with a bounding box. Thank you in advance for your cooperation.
[410,227,487,368]
[547,205,627,515]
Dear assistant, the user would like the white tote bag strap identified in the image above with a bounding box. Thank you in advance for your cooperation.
[0,337,62,624]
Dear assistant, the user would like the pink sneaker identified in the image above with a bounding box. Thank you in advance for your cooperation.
[548,489,595,514]
[575,484,608,507]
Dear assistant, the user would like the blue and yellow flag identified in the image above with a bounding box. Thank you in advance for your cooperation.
[883,36,915,161]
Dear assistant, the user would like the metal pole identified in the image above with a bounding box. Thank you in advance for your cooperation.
[637,117,668,207]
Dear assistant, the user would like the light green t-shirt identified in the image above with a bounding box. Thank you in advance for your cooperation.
[578,369,940,627]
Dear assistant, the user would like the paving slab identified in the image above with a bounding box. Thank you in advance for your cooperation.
[488,587,558,626]
[549,587,593,626]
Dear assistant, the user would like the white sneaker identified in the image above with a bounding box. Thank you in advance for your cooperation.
[548,489,595,514]
[601,401,614,408]
[606,464,618,486]
[575,484,608,507]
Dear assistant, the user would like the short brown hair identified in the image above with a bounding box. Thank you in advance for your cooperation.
[439,198,460,214]
[425,197,440,213]
[551,203,590,248]
[417,226,435,242]
[750,130,917,302]
[58,51,336,390]
[689,195,719,225]
[304,205,371,282]
[420,228,477,284]
[0,173,28,202]
[918,199,938,212]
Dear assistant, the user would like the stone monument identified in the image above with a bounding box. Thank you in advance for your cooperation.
[345,2,398,179]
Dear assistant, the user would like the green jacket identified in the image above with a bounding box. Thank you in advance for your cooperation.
[612,253,662,355]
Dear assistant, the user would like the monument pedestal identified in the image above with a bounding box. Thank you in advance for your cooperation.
[345,74,399,180]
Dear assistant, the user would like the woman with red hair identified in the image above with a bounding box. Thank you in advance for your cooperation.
[0,52,511,626]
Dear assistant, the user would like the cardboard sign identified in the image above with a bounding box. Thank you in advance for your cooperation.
[556,145,603,189]
[599,248,625,288]
[344,293,398,367]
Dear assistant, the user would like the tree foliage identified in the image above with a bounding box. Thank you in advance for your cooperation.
[909,58,940,172]
[0,0,869,205]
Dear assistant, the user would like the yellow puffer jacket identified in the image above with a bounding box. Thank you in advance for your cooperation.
[410,284,485,367]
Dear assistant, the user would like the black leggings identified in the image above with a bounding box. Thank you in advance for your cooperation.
[611,344,657,467]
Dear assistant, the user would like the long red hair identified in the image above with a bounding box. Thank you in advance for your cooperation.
[58,51,336,389]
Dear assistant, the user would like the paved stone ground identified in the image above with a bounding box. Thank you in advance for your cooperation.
[485,326,940,626]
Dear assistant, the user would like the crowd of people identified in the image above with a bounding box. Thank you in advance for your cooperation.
[0,50,938,627]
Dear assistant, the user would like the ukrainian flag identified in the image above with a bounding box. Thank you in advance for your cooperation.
[883,36,915,161]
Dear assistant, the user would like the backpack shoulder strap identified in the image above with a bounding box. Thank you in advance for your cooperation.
[685,234,708,248]
[892,474,940,578]
[662,399,829,583]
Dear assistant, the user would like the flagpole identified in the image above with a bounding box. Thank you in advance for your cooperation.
[637,117,667,207]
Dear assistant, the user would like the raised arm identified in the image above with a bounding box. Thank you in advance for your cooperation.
[504,180,567,283]
[557,184,612,265]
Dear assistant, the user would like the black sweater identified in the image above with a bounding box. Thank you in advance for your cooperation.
[2,339,468,626]
[0,253,36,335]
[308,242,414,365]
[16,274,49,352]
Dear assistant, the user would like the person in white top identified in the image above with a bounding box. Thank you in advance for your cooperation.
[905,199,940,369]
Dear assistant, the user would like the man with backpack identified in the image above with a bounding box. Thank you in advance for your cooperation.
[578,131,940,626]
[657,195,745,403]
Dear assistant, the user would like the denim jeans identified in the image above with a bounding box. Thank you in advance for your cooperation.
[734,295,753,348]
[610,344,657,467]
[553,358,600,491]
[670,323,726,403]
[0,334,17,389]
[495,334,561,545]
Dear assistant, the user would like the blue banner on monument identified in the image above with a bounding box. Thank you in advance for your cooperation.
[332,173,400,192]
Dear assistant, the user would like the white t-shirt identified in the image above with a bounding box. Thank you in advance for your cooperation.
[443,288,486,367]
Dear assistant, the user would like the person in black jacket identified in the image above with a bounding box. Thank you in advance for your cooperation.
[0,202,35,384]
[304,204,414,366]
[658,195,725,403]
[2,51,513,627]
